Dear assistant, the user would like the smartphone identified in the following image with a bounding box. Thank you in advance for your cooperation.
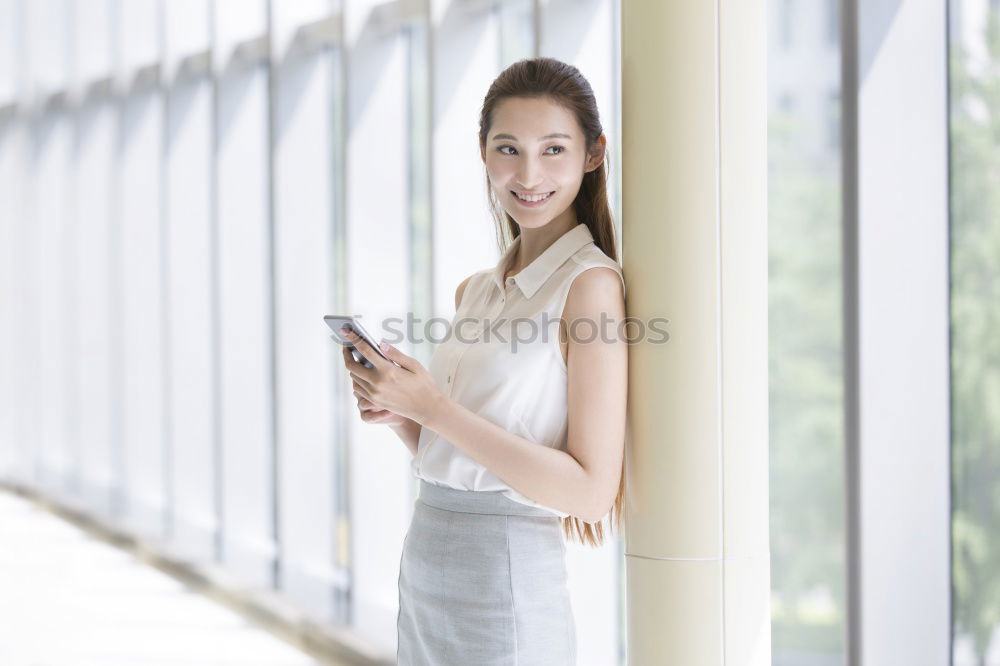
[324,315,396,369]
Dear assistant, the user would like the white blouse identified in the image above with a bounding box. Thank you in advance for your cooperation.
[411,222,626,518]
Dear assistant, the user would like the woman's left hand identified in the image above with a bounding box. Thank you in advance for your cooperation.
[340,328,447,426]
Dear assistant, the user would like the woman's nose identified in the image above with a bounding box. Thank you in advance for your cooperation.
[516,158,543,188]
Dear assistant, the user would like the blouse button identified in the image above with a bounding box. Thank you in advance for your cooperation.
[447,374,451,383]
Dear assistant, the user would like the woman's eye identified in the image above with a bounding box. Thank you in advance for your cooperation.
[496,145,565,155]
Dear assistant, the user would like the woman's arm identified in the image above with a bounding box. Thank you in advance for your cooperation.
[421,267,627,523]
[344,267,626,521]
[388,418,422,457]
[422,400,597,519]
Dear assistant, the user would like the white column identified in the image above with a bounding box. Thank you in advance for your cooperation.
[621,0,770,663]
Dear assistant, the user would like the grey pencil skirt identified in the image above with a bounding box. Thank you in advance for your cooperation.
[396,479,577,665]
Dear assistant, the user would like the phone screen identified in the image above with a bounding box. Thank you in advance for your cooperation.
[323,315,395,368]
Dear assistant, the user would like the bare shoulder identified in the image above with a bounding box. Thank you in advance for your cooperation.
[563,265,625,321]
[455,273,476,310]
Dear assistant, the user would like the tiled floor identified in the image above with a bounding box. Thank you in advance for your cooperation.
[0,489,338,666]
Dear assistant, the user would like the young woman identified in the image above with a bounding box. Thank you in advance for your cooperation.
[340,56,627,665]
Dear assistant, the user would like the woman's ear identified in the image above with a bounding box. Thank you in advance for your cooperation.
[480,142,487,163]
[585,134,607,173]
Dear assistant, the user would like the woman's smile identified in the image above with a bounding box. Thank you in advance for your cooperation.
[511,190,555,207]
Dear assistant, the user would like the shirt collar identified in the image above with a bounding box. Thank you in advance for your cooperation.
[491,222,595,299]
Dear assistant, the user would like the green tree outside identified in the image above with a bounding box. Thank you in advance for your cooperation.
[768,87,846,662]
[950,7,1000,665]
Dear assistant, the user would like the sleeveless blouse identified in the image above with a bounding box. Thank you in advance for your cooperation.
[410,222,626,518]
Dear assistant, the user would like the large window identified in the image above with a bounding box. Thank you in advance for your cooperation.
[767,1,846,663]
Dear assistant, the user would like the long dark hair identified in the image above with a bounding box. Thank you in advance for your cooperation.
[478,56,625,548]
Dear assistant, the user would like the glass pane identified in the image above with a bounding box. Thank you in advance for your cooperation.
[949,3,1000,665]
[767,0,846,663]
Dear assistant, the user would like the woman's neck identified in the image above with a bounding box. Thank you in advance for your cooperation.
[506,218,578,279]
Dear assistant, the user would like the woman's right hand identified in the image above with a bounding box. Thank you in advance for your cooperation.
[342,343,409,426]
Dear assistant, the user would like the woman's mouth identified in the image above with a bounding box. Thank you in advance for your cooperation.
[511,190,555,207]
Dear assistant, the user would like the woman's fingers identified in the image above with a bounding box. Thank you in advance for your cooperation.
[355,393,404,425]
[357,396,391,420]
[342,343,374,380]
[352,372,375,395]
[344,346,388,423]
[353,380,375,402]
[342,340,378,401]
[340,328,385,372]
[362,409,395,424]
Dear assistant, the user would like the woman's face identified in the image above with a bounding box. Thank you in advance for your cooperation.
[481,96,604,231]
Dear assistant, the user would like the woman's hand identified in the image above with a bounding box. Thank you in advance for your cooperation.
[340,328,447,426]
[352,391,409,427]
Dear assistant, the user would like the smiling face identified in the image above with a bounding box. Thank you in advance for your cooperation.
[480,95,604,231]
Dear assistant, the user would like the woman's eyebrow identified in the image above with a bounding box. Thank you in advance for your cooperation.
[490,132,572,142]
